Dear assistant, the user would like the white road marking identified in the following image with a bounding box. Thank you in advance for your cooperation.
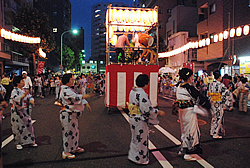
[119,108,173,168]
[1,120,36,148]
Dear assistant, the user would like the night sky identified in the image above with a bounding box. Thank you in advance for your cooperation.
[70,0,134,61]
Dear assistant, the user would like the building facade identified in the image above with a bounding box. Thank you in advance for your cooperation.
[197,0,250,75]
[0,0,33,75]
[165,5,204,73]
[91,2,128,73]
[34,0,72,72]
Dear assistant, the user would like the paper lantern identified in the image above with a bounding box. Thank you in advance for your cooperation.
[124,9,129,23]
[147,11,153,23]
[153,10,158,23]
[223,30,229,39]
[214,34,218,42]
[206,38,210,45]
[130,10,135,23]
[230,28,235,37]
[219,33,223,41]
[111,9,117,22]
[118,9,123,23]
[243,25,249,35]
[118,26,124,31]
[236,27,242,36]
[135,10,141,23]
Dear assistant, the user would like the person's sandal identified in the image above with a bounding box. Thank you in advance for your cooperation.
[16,145,23,150]
[72,147,85,153]
[62,152,75,159]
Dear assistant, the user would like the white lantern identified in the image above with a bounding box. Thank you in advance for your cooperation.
[206,38,210,45]
[124,9,129,23]
[130,10,135,23]
[230,28,235,37]
[219,33,223,41]
[236,27,242,36]
[223,30,229,39]
[214,34,218,42]
[135,10,141,23]
[243,25,249,35]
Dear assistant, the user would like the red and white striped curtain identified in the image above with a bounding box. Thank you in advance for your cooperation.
[105,64,159,108]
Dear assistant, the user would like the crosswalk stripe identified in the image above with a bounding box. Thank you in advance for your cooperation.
[1,120,36,148]
[119,108,173,168]
[158,96,214,167]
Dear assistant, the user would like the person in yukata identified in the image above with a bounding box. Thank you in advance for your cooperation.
[208,70,231,139]
[233,77,249,113]
[59,73,93,159]
[176,68,211,161]
[10,76,37,150]
[0,83,7,119]
[55,76,61,100]
[128,74,165,165]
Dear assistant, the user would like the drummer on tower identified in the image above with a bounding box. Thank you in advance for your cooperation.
[114,33,130,63]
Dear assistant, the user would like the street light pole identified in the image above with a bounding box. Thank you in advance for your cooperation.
[60,29,78,74]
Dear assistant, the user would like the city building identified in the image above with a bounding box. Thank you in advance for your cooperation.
[0,0,34,75]
[91,2,128,73]
[197,0,250,76]
[34,0,73,72]
[165,5,204,73]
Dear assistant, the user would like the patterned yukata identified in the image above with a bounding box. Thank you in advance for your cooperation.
[208,81,231,137]
[59,85,88,153]
[10,87,36,145]
[128,87,160,164]
[233,83,249,112]
[0,84,6,115]
[55,79,61,99]
[176,83,210,155]
[79,78,86,95]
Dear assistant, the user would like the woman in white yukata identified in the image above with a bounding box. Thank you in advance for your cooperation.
[208,70,231,139]
[128,74,165,165]
[59,73,93,159]
[10,76,37,150]
[176,68,211,161]
[55,76,61,100]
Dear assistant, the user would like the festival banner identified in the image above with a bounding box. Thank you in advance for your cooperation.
[38,61,45,74]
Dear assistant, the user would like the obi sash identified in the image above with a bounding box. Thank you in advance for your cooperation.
[127,102,141,115]
[207,92,222,101]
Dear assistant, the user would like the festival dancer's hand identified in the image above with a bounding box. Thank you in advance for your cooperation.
[1,101,8,108]
[30,100,35,106]
[158,110,165,116]
[86,103,92,112]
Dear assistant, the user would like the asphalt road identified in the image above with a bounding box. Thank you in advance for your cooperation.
[1,93,250,168]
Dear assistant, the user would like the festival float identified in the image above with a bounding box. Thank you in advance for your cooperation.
[105,4,159,113]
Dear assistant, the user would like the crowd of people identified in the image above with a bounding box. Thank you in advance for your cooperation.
[1,67,249,164]
[163,68,249,161]
[159,71,250,113]
[0,71,106,153]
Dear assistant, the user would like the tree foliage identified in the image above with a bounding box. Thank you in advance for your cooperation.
[55,44,75,69]
[12,7,55,56]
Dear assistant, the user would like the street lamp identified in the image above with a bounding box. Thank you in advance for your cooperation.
[60,29,78,72]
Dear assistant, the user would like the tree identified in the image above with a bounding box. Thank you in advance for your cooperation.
[12,7,55,75]
[55,44,75,70]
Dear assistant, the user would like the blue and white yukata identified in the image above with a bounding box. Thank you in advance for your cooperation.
[208,81,231,137]
[176,83,211,155]
[128,87,160,164]
[59,85,88,153]
[10,87,36,145]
